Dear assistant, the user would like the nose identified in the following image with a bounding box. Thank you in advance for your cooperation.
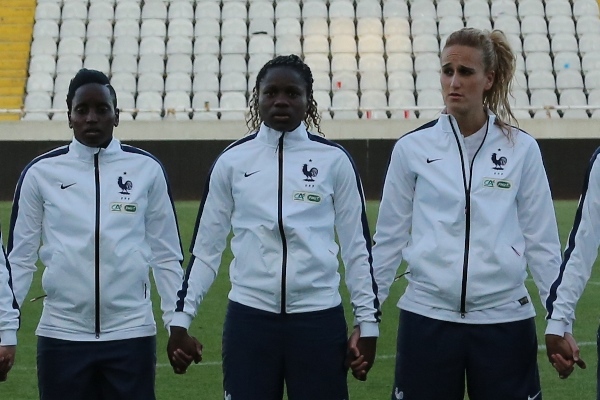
[450,73,460,88]
[86,110,98,122]
[273,94,289,107]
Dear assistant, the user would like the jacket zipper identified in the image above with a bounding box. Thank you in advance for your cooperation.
[449,117,489,316]
[94,152,101,338]
[277,135,288,314]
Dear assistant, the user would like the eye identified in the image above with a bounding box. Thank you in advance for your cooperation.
[443,68,454,76]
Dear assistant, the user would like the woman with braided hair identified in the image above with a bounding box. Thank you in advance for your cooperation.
[167,54,380,399]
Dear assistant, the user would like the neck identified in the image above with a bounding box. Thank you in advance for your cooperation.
[452,110,488,137]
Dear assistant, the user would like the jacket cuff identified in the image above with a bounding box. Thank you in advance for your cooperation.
[359,322,379,338]
[0,330,17,346]
[169,312,193,331]
[545,319,572,336]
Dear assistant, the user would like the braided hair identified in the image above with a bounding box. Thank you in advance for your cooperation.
[246,54,323,135]
[66,68,117,112]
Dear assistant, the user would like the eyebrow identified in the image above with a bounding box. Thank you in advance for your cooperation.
[441,63,476,73]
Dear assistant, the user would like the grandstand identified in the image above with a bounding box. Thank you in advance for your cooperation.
[1,0,599,122]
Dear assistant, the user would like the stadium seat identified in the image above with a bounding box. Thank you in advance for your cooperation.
[192,90,219,115]
[585,70,600,91]
[549,16,576,37]
[195,2,221,21]
[55,55,83,75]
[545,0,573,18]
[523,34,550,54]
[313,90,332,110]
[410,1,436,19]
[512,71,528,92]
[577,16,600,36]
[331,91,360,119]
[138,54,165,75]
[275,17,301,37]
[582,52,600,72]
[383,1,409,18]
[115,2,141,21]
[554,52,582,72]
[247,54,272,74]
[166,54,193,74]
[357,18,383,37]
[57,37,84,57]
[303,54,330,73]
[411,18,438,36]
[560,89,588,112]
[416,70,441,91]
[193,36,220,55]
[463,0,490,19]
[303,35,330,54]
[219,92,248,120]
[167,37,193,56]
[113,36,140,56]
[249,18,275,36]
[27,73,54,93]
[220,54,248,74]
[312,72,331,91]
[111,55,138,75]
[331,54,358,73]
[387,71,415,91]
[438,17,465,37]
[588,89,600,106]
[436,0,463,18]
[193,73,220,93]
[249,1,274,20]
[357,35,384,55]
[416,89,443,119]
[85,37,112,57]
[164,91,192,120]
[33,20,59,41]
[551,34,579,54]
[332,71,359,91]
[412,35,439,54]
[193,54,220,75]
[274,35,302,55]
[84,55,111,75]
[330,18,356,36]
[386,53,413,72]
[520,16,547,35]
[110,72,137,95]
[35,3,61,21]
[113,20,140,39]
[248,35,275,56]
[466,17,492,31]
[359,54,385,72]
[530,89,560,119]
[169,2,195,20]
[579,34,600,55]
[194,19,221,37]
[222,2,248,20]
[142,2,167,20]
[137,73,165,94]
[518,0,545,18]
[528,70,556,90]
[360,72,387,92]
[493,16,521,35]
[414,53,440,72]
[360,91,388,119]
[302,19,328,37]
[505,34,523,53]
[221,36,248,54]
[384,17,410,37]
[61,2,87,20]
[29,55,56,76]
[302,0,328,19]
[329,0,356,19]
[220,72,247,93]
[556,70,584,92]
[221,18,248,37]
[356,0,382,18]
[275,1,301,19]
[140,37,166,57]
[389,90,417,119]
[54,73,72,95]
[491,0,517,17]
[573,0,600,20]
[169,19,194,39]
[136,91,163,120]
[508,89,532,119]
[525,53,553,73]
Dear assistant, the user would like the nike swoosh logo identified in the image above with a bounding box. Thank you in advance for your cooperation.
[60,183,76,189]
[244,170,260,177]
[528,390,541,400]
[426,158,441,163]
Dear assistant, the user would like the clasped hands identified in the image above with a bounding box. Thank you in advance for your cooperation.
[167,326,203,374]
[545,333,586,379]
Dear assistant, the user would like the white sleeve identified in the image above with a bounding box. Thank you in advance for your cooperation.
[7,167,43,308]
[171,158,233,329]
[545,149,600,335]
[145,164,184,330]
[0,232,19,346]
[333,152,380,337]
[372,140,415,306]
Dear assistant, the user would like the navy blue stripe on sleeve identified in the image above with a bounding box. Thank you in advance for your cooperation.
[8,146,69,254]
[546,146,600,318]
[175,133,257,312]
[308,133,381,322]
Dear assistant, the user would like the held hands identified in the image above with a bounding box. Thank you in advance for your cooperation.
[545,333,586,379]
[345,326,377,381]
[0,345,16,382]
[167,326,203,374]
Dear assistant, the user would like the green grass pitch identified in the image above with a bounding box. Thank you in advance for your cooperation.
[0,200,597,399]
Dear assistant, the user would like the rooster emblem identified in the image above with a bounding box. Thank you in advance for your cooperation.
[491,152,507,170]
[118,176,133,195]
[302,163,318,182]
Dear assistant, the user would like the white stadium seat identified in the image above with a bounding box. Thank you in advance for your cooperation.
[138,54,165,75]
[556,70,584,92]
[169,2,194,20]
[329,0,355,19]
[360,72,387,92]
[410,1,436,19]
[332,91,360,119]
[302,0,328,19]
[359,54,386,72]
[518,0,545,18]
[135,91,163,120]
[464,0,490,18]
[142,2,167,20]
[193,73,220,93]
[222,2,248,20]
[548,16,576,37]
[220,72,247,93]
[519,16,547,35]
[249,18,275,36]
[27,73,54,93]
[194,54,220,74]
[33,20,59,41]
[85,37,112,57]
[219,92,248,120]
[249,1,274,20]
[387,71,415,91]
[525,53,553,73]
[164,91,192,120]
[113,20,140,39]
[303,54,330,73]
[386,53,413,72]
[84,55,111,75]
[574,0,600,20]
[332,71,359,91]
[384,17,410,37]
[195,2,221,21]
[194,19,221,37]
[356,0,382,18]
[528,70,556,90]
[331,54,357,73]
[360,91,388,119]
[111,55,138,75]
[383,1,409,18]
[61,2,87,20]
[137,73,165,94]
[165,72,192,95]
[166,54,193,74]
[110,72,137,95]
[436,0,463,18]
[168,19,194,38]
[554,52,582,72]
[275,1,301,19]
[55,55,83,75]
[275,35,302,55]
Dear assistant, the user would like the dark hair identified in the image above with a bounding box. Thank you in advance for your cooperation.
[66,68,117,111]
[443,28,517,135]
[246,54,323,135]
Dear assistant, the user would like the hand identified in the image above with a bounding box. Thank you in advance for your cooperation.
[345,327,377,381]
[167,326,203,374]
[545,333,586,379]
[0,345,16,382]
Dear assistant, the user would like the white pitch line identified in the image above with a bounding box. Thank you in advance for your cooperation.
[11,343,597,371]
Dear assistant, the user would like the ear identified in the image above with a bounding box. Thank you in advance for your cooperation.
[67,111,72,129]
[484,70,495,91]
[114,108,120,127]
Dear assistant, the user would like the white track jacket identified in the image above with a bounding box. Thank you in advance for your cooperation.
[8,138,183,341]
[171,123,380,337]
[373,113,562,323]
[546,147,600,336]
[0,232,18,346]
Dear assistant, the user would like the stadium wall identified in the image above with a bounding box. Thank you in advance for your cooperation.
[0,119,599,201]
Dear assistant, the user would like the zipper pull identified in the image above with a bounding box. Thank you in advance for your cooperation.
[30,294,47,302]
